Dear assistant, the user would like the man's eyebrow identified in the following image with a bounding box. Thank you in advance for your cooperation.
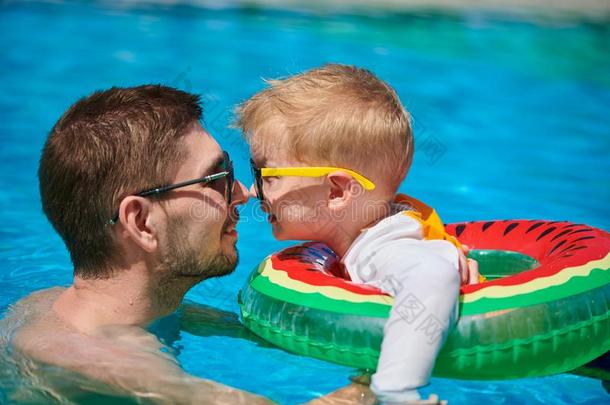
[199,154,225,178]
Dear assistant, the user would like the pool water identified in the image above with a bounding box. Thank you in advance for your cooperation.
[1,1,609,404]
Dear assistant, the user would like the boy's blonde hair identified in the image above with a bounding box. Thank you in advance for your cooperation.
[235,64,413,193]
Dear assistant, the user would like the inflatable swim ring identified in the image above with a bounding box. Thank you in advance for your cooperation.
[238,219,610,379]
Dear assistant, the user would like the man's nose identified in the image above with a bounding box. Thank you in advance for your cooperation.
[231,180,250,206]
[248,184,258,199]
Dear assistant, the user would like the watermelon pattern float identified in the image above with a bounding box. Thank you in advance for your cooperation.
[238,220,610,379]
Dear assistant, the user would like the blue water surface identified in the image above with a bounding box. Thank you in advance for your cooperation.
[1,1,609,404]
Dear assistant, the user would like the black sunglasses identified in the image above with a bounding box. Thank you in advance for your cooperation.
[108,151,234,225]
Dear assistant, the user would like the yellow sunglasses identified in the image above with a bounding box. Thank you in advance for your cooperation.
[250,159,375,201]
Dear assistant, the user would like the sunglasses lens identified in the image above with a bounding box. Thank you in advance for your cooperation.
[224,152,234,205]
[249,159,264,201]
[256,175,263,201]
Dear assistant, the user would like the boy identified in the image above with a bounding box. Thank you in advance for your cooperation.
[236,64,478,404]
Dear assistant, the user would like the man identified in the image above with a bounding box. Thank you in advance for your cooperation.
[1,84,449,404]
[2,85,272,404]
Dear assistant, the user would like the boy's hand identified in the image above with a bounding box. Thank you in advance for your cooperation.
[349,373,371,386]
[303,383,376,405]
[401,394,448,404]
[458,245,481,285]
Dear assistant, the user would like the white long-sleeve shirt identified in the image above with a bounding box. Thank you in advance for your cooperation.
[341,207,461,404]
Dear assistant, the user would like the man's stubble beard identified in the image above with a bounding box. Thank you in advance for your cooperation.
[155,218,238,310]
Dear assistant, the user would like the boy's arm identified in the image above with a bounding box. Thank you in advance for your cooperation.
[367,241,460,404]
[304,383,376,405]
[304,383,447,405]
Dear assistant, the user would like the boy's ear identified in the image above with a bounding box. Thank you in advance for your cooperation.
[326,171,360,210]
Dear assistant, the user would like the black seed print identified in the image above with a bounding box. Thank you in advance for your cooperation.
[526,222,545,233]
[562,246,587,254]
[558,244,576,255]
[571,236,595,243]
[549,240,567,255]
[536,227,557,241]
[482,221,495,232]
[503,223,519,236]
[567,229,592,236]
[455,224,466,237]
[551,229,572,241]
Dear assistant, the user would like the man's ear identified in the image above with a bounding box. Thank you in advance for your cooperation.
[116,196,158,253]
[326,171,360,210]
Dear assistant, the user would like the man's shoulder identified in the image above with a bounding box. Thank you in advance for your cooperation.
[11,287,65,310]
[3,287,65,332]
[8,287,72,359]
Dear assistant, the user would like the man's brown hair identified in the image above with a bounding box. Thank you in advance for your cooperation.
[235,64,413,194]
[39,85,202,278]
